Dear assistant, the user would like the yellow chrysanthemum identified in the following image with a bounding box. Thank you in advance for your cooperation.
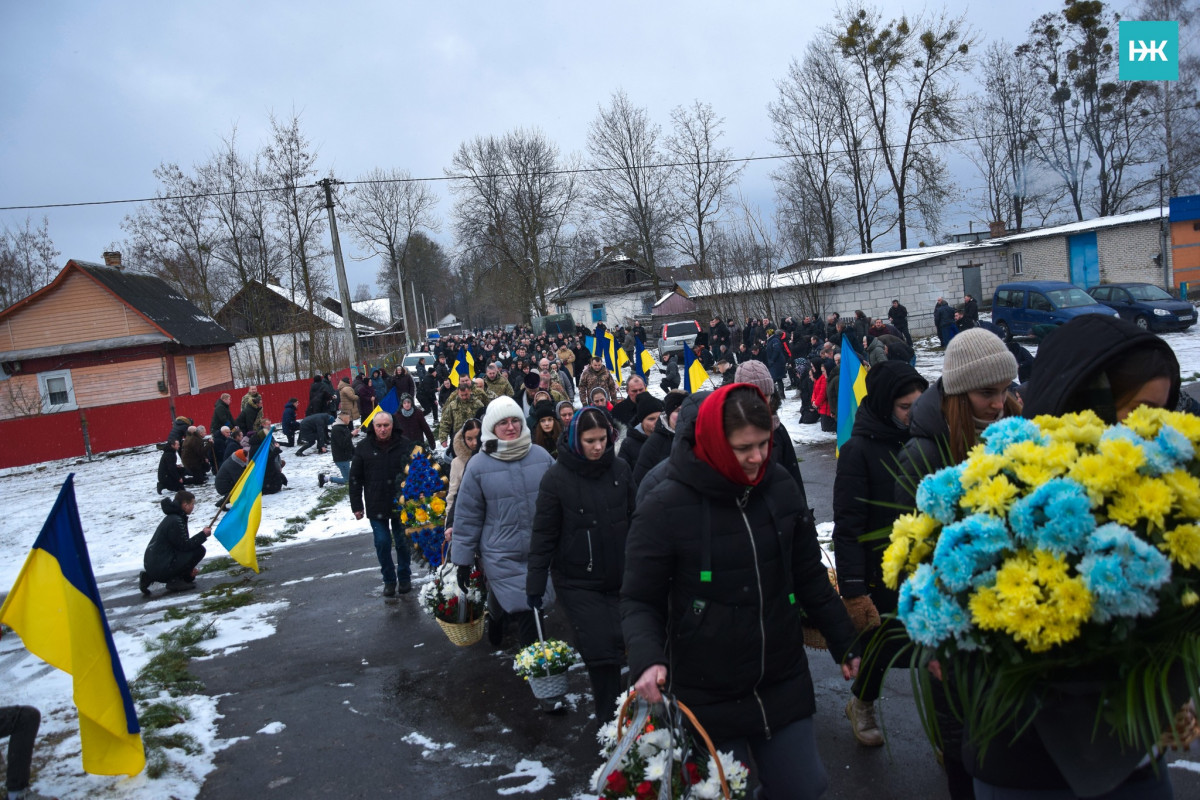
[1160,524,1200,570]
[960,474,1021,516]
[1183,590,1200,608]
[893,512,940,542]
[1166,412,1200,446]
[1068,454,1121,504]
[960,452,1009,489]
[1011,461,1057,488]
[883,512,940,588]
[1040,441,1079,476]
[1107,478,1173,531]
[881,541,909,590]
[1164,470,1200,518]
[1123,406,1174,439]
[970,550,1091,653]
[1035,410,1105,446]
[1004,441,1044,464]
[1106,486,1146,528]
[1097,438,1147,477]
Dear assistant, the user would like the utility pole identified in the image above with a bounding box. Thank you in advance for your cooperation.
[391,257,413,354]
[1160,165,1171,291]
[421,293,431,335]
[410,281,423,346]
[317,178,360,374]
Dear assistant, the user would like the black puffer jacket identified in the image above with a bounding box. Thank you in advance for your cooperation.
[528,440,634,596]
[330,419,355,462]
[307,378,336,415]
[617,426,648,471]
[622,416,857,743]
[214,449,247,496]
[211,399,235,432]
[631,420,673,485]
[349,428,415,519]
[893,379,953,508]
[833,362,927,599]
[157,447,185,493]
[144,498,207,576]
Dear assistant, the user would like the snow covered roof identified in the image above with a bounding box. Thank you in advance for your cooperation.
[992,207,1166,244]
[352,298,390,325]
[263,282,345,327]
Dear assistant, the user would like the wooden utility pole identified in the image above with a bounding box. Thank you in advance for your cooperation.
[317,178,360,373]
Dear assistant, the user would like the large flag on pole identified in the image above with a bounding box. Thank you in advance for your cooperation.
[361,387,399,430]
[0,474,145,776]
[213,428,274,572]
[632,336,655,378]
[449,347,475,387]
[682,343,710,393]
[615,347,629,387]
[836,334,869,456]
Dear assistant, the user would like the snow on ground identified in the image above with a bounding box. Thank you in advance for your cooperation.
[4,322,1200,797]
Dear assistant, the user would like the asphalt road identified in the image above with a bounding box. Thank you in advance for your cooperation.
[120,437,1199,799]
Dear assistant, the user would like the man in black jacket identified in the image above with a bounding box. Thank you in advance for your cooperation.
[211,393,235,432]
[295,412,332,456]
[887,299,912,346]
[139,490,209,594]
[320,411,356,487]
[349,412,416,597]
[307,375,336,415]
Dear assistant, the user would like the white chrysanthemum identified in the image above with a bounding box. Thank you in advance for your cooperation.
[693,777,723,799]
[638,728,671,755]
[643,750,669,781]
[596,719,617,748]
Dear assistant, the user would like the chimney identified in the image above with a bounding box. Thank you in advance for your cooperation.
[102,251,123,268]
[988,221,1007,239]
[603,246,616,256]
[593,249,601,260]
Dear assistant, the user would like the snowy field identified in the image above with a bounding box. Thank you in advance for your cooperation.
[5,323,1200,798]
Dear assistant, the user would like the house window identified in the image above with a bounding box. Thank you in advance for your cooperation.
[1012,252,1024,276]
[591,302,606,323]
[38,369,76,413]
[186,356,199,395]
[625,268,637,285]
[299,339,312,360]
[642,296,654,315]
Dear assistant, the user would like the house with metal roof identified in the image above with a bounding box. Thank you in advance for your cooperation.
[550,249,710,327]
[0,252,236,420]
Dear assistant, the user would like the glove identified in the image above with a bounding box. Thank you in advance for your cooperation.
[456,565,472,589]
[842,595,881,633]
[527,594,543,610]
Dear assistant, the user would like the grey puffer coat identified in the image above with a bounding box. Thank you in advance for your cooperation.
[450,445,556,613]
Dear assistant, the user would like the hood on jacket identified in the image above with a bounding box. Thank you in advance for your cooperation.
[452,421,479,460]
[906,379,950,443]
[1022,315,1180,423]
[863,361,929,421]
[160,497,187,516]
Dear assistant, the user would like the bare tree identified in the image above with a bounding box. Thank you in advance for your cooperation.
[343,167,440,349]
[122,163,221,313]
[0,216,60,308]
[664,100,745,271]
[834,5,974,248]
[585,90,674,292]
[448,128,580,316]
[1138,0,1200,198]
[706,199,784,323]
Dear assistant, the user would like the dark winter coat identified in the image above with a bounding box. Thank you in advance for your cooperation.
[157,447,185,493]
[143,498,208,580]
[611,397,638,428]
[888,303,908,328]
[833,362,925,599]
[617,426,648,471]
[528,440,635,665]
[282,401,300,437]
[893,380,952,508]
[167,417,192,445]
[933,301,955,331]
[330,418,355,462]
[631,418,674,486]
[394,407,435,449]
[179,433,209,477]
[307,378,336,415]
[388,370,416,399]
[660,359,680,391]
[764,335,787,381]
[771,423,804,492]
[211,429,231,467]
[298,413,331,447]
[214,449,248,497]
[355,381,375,411]
[417,372,439,407]
[621,419,857,743]
[211,399,235,432]
[235,403,262,436]
[349,427,415,520]
[960,297,979,327]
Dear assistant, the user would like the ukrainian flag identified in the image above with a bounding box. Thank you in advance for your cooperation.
[449,347,475,387]
[837,334,869,456]
[615,347,629,386]
[0,475,145,776]
[682,343,710,392]
[362,387,399,430]
[633,336,655,377]
[213,428,273,572]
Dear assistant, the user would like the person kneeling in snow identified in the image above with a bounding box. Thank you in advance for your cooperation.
[139,490,210,595]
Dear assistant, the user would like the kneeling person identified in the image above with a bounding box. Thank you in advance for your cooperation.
[139,490,211,595]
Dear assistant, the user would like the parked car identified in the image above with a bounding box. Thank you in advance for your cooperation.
[400,351,434,377]
[425,328,441,343]
[1087,282,1197,332]
[656,319,702,354]
[991,280,1119,338]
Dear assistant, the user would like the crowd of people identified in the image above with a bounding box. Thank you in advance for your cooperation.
[121,307,1197,800]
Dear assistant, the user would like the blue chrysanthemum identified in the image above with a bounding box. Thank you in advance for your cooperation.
[1008,478,1096,554]
[981,417,1045,454]
[1156,426,1194,466]
[897,564,973,648]
[1079,523,1172,623]
[916,464,966,525]
[932,514,1011,593]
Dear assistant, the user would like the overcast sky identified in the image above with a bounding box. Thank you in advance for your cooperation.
[1,0,1135,294]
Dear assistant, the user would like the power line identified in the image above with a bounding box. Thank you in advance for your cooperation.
[1,108,1196,212]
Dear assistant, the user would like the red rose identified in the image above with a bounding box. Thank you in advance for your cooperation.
[605,770,629,794]
[685,761,702,784]
[635,780,655,800]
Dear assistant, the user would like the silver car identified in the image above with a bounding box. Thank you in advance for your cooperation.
[656,320,701,354]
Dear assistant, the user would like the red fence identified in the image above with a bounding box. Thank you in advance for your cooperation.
[0,369,352,471]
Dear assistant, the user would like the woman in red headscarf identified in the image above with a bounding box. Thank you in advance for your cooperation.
[622,384,860,800]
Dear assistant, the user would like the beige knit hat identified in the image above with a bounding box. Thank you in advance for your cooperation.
[735,359,775,398]
[941,328,1018,395]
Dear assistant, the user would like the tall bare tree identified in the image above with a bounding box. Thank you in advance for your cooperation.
[585,90,673,292]
[343,167,440,349]
[706,199,784,323]
[665,100,744,271]
[448,128,580,317]
[0,216,60,308]
[1138,0,1200,198]
[834,5,974,248]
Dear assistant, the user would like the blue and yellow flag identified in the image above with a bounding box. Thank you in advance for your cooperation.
[632,336,655,378]
[213,428,274,572]
[362,387,399,430]
[615,347,629,387]
[837,334,869,456]
[0,475,145,776]
[682,343,710,393]
[449,347,475,387]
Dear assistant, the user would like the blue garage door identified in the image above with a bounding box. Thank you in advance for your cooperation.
[1068,232,1099,288]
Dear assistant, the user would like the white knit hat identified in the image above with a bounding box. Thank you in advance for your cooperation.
[942,328,1018,395]
[480,396,525,443]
